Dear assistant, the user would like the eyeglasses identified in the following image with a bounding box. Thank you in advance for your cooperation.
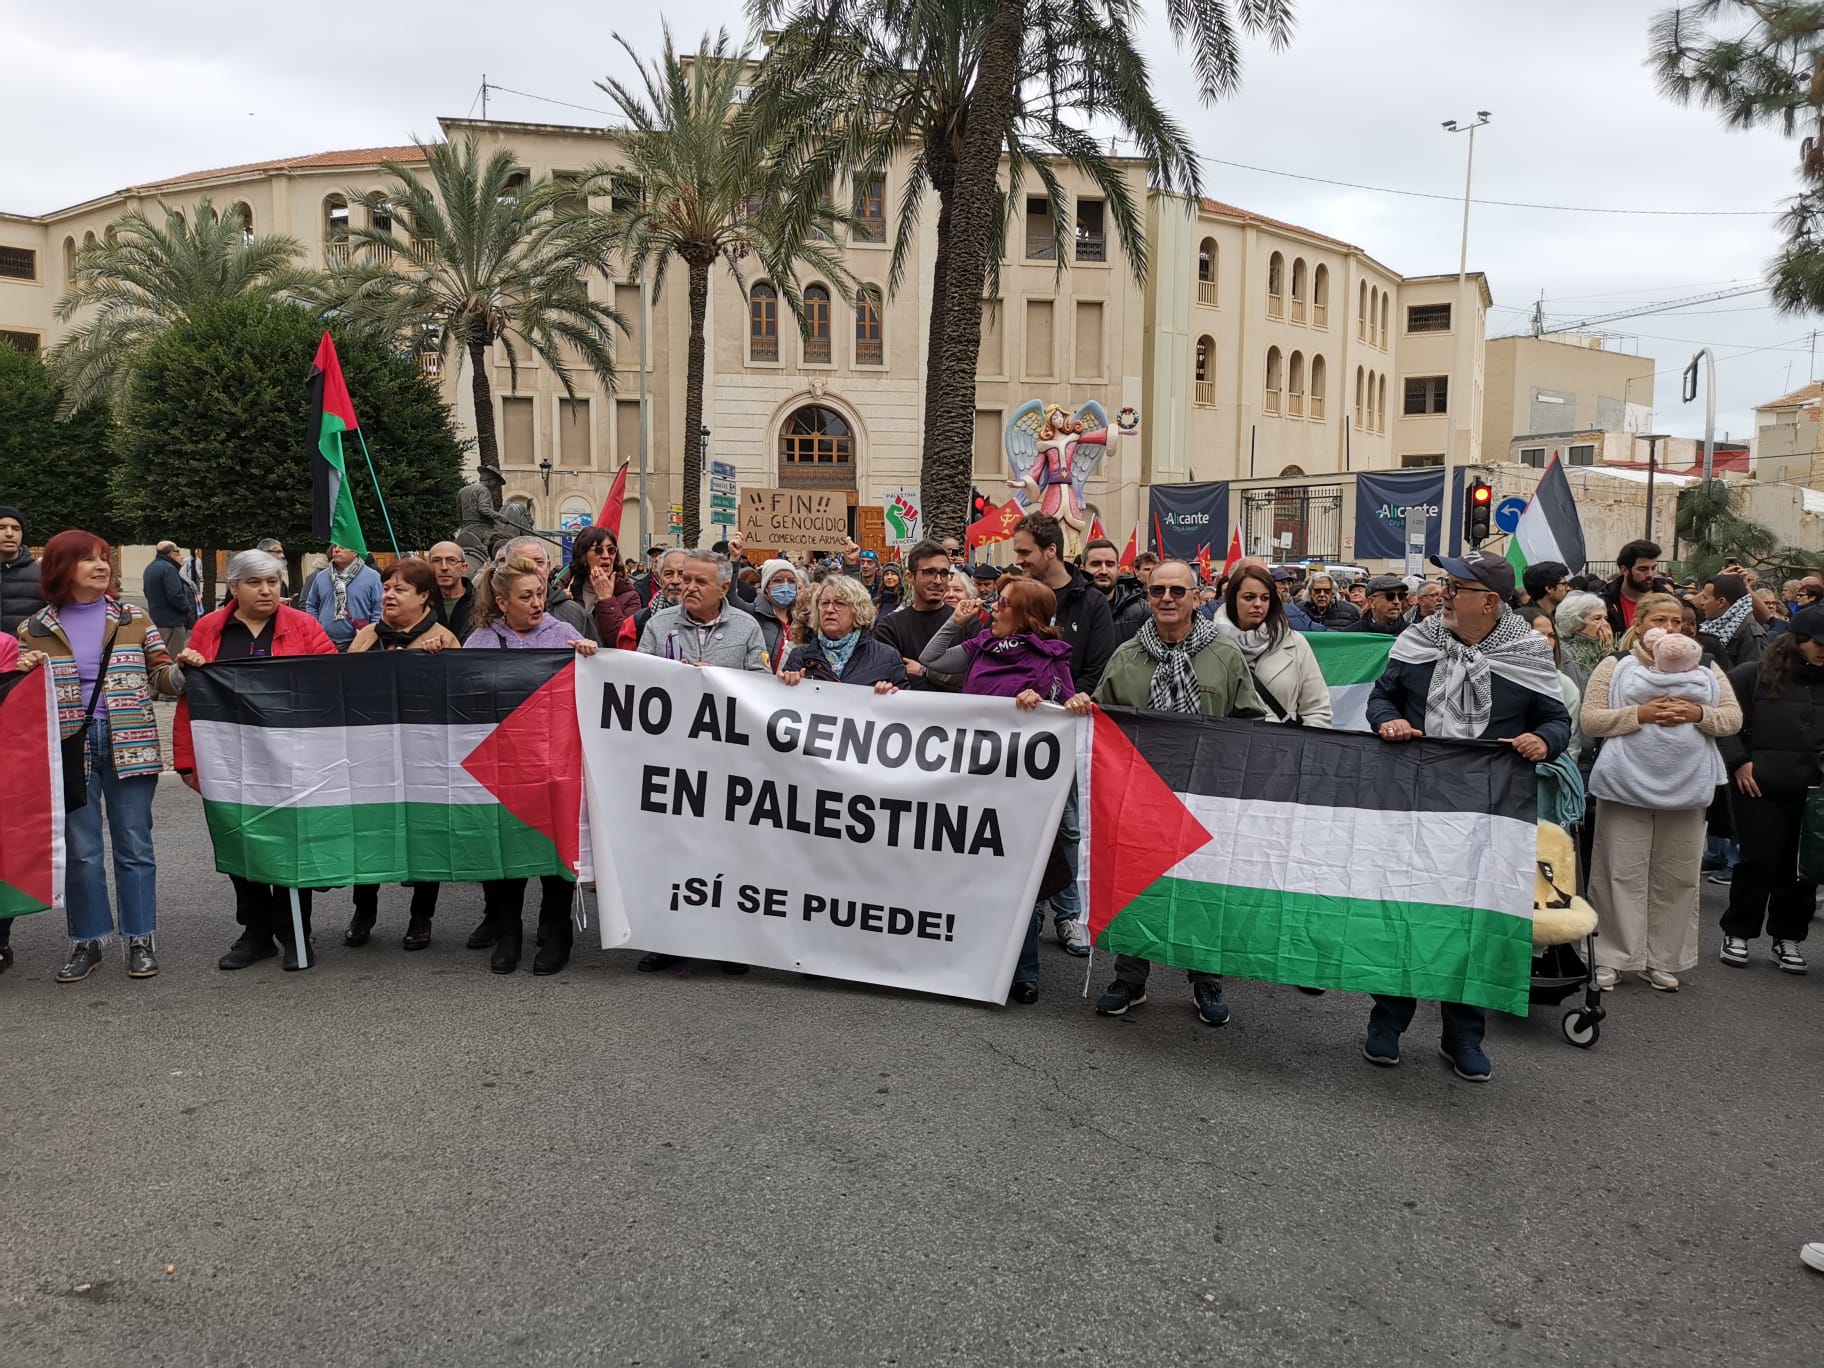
[913,566,949,578]
[1443,581,1492,598]
[1147,583,1190,600]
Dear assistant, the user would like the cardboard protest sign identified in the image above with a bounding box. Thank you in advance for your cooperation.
[575,652,1078,1002]
[739,489,850,556]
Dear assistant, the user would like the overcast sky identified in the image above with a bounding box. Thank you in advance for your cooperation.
[6,0,1808,442]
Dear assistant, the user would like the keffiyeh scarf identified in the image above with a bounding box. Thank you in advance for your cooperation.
[1704,589,1755,649]
[1137,614,1220,714]
[1389,609,1560,740]
[330,558,363,622]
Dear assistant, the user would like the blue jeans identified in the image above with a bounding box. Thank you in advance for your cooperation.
[65,714,159,942]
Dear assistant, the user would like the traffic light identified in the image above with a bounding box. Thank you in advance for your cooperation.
[970,487,993,523]
[1464,479,1493,547]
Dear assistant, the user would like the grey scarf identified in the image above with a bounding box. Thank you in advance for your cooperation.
[330,558,362,621]
[1137,614,1219,714]
[1211,608,1273,664]
[1389,609,1560,739]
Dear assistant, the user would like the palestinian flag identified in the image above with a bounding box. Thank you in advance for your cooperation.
[309,331,366,555]
[1305,632,1394,731]
[1080,708,1537,1015]
[1506,456,1586,578]
[186,654,582,887]
[0,670,65,917]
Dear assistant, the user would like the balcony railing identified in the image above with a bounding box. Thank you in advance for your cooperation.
[751,335,778,363]
[1264,388,1282,415]
[1197,279,1218,307]
[1288,392,1304,418]
[1194,380,1215,407]
[855,337,883,366]
[1267,291,1284,320]
[419,353,442,379]
[1291,299,1306,324]
[804,335,831,365]
[1312,303,1327,328]
[1075,233,1105,263]
[1310,394,1325,421]
[325,240,351,268]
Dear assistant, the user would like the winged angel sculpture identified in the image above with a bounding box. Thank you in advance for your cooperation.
[1004,400,1109,556]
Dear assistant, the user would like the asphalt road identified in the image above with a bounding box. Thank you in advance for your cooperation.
[2,772,1822,1368]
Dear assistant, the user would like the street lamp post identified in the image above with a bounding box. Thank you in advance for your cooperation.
[537,457,553,496]
[1442,112,1490,471]
[1636,433,1671,541]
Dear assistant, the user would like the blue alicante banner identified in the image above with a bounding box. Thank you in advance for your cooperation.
[1148,481,1229,561]
[1354,469,1446,561]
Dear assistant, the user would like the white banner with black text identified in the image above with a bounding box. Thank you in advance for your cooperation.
[575,652,1079,1002]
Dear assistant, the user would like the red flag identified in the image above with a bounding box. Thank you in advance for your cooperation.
[596,462,629,539]
[1117,528,1137,571]
[0,670,64,918]
[1088,515,1107,542]
[967,498,1024,548]
[1195,543,1214,584]
[1220,526,1244,578]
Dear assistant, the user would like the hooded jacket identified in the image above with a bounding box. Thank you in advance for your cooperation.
[1105,575,1149,643]
[1048,563,1116,693]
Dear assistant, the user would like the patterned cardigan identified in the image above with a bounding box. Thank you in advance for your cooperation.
[17,598,176,780]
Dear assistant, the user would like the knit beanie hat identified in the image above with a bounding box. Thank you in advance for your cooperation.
[0,505,22,529]
[759,558,796,593]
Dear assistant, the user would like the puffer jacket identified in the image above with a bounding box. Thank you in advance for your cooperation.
[0,549,44,635]
[1106,576,1149,643]
[1719,658,1824,802]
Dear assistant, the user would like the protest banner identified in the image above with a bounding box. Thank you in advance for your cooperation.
[576,652,1079,1002]
[0,669,65,917]
[1079,708,1537,1015]
[739,489,850,556]
[185,654,584,887]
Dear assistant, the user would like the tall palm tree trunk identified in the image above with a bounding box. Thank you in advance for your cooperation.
[920,158,956,463]
[682,256,712,549]
[924,0,1024,540]
[468,339,500,478]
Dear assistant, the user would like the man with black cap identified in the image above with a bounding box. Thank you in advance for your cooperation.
[1362,548,1571,1084]
[1343,574,1411,635]
[0,506,44,633]
[143,540,197,655]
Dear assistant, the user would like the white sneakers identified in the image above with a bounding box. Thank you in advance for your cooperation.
[1639,969,1679,992]
[1772,940,1809,974]
[1801,1242,1824,1274]
[1720,936,1749,967]
[1595,966,1618,992]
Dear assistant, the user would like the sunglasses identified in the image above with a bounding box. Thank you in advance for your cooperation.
[1147,583,1191,600]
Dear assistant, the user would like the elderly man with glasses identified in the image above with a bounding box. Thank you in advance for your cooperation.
[1342,574,1410,635]
[1360,550,1570,1083]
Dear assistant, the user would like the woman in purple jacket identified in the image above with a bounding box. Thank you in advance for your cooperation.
[464,556,596,974]
[919,576,1075,1002]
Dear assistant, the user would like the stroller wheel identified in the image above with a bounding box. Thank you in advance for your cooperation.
[1561,1009,1600,1049]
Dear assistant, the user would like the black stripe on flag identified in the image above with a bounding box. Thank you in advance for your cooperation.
[1099,706,1537,822]
[186,652,574,728]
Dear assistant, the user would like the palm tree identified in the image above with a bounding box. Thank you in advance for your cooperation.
[50,200,318,413]
[322,137,624,476]
[754,0,1294,537]
[588,27,853,549]
[744,0,1201,497]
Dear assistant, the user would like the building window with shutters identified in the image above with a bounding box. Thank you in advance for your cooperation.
[854,287,883,366]
[1403,375,1448,416]
[749,282,779,363]
[803,284,832,365]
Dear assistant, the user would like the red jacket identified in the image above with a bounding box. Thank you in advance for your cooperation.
[172,605,337,774]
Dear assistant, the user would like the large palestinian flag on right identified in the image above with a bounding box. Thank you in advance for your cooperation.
[0,669,65,918]
[1079,708,1537,1015]
[186,653,582,888]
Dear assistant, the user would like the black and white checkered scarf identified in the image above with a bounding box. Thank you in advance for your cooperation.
[1389,609,1560,740]
[1137,614,1219,714]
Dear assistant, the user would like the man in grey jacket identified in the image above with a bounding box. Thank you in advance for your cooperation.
[143,540,196,653]
[637,550,767,670]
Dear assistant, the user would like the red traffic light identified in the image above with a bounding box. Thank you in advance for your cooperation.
[1472,484,1492,504]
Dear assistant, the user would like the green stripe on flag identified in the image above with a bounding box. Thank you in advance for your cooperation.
[319,411,365,555]
[1099,875,1534,1016]
[1306,633,1393,731]
[202,800,568,887]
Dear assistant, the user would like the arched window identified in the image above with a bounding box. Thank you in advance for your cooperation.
[1310,354,1327,420]
[1369,287,1379,348]
[749,282,779,362]
[1379,293,1390,348]
[803,284,832,364]
[369,196,394,261]
[1290,258,1307,324]
[1358,281,1369,340]
[1267,252,1284,318]
[1279,464,1306,477]
[1378,373,1388,431]
[1312,264,1329,328]
[323,194,350,266]
[85,230,98,250]
[1287,350,1306,418]
[1194,334,1215,406]
[1197,238,1218,306]
[230,201,254,245]
[1355,366,1365,429]
[854,286,883,366]
[779,405,854,470]
[1367,369,1377,431]
[63,236,76,284]
[1264,346,1283,415]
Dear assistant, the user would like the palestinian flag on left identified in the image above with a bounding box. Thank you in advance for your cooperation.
[186,654,583,887]
[0,669,66,917]
[1080,707,1538,1015]
[309,331,366,555]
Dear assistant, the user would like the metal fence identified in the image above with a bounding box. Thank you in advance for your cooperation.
[1241,485,1343,562]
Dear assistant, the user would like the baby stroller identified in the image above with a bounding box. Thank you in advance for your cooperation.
[1530,818,1605,1048]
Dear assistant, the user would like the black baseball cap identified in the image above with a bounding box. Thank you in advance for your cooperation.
[971,562,1000,582]
[1429,550,1516,599]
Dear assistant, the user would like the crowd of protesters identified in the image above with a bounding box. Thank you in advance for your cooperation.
[2,500,1821,1094]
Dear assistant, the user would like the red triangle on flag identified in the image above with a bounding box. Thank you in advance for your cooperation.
[1085,709,1211,941]
[0,672,58,914]
[460,661,584,874]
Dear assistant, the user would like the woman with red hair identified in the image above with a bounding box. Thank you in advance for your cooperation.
[16,530,176,983]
